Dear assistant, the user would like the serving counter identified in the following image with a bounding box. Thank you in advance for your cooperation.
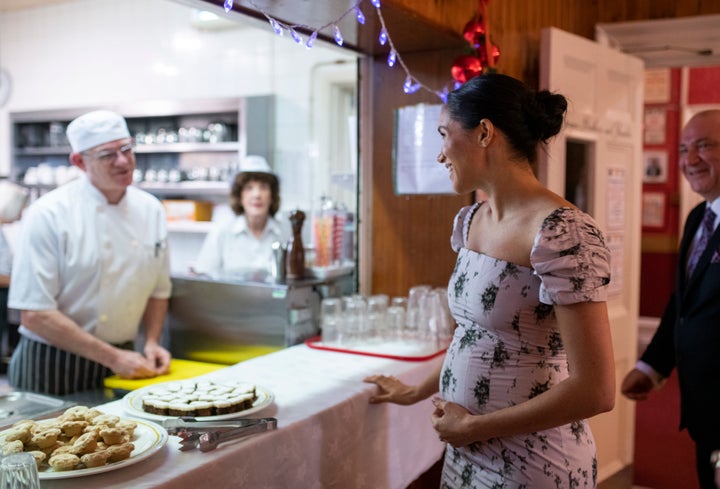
[41,343,445,489]
[167,273,354,364]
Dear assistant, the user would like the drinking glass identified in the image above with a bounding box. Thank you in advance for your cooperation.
[367,294,389,341]
[320,297,343,345]
[406,285,431,342]
[343,295,367,346]
[0,452,41,489]
[432,287,455,348]
[385,305,406,340]
[390,296,407,310]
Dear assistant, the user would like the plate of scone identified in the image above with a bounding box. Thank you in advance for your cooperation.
[122,379,274,421]
[0,405,168,479]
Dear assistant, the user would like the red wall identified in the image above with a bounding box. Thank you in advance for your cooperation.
[640,69,681,317]
[688,66,720,104]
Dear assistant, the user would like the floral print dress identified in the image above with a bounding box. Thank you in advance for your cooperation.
[440,202,611,489]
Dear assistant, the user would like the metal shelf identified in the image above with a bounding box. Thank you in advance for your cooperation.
[138,181,230,197]
[15,142,240,156]
[166,220,215,233]
[14,147,71,156]
[135,142,240,154]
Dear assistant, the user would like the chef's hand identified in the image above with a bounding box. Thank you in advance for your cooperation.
[144,342,171,375]
[364,374,418,405]
[431,397,477,447]
[112,349,158,379]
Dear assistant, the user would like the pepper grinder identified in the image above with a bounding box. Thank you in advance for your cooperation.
[286,210,306,279]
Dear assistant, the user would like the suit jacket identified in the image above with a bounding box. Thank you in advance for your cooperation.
[641,202,720,443]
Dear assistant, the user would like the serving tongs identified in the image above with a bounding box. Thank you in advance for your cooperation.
[162,417,277,452]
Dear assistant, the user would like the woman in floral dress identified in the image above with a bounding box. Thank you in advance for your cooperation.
[365,73,615,489]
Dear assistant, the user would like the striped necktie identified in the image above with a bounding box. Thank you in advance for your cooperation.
[687,206,717,277]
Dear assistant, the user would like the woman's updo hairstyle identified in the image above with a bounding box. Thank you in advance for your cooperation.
[445,73,567,164]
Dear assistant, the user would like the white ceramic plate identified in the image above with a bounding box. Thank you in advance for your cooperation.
[122,381,274,422]
[0,418,168,480]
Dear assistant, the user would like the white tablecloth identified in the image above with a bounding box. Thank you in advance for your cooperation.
[42,344,446,489]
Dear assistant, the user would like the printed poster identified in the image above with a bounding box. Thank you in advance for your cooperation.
[393,103,454,195]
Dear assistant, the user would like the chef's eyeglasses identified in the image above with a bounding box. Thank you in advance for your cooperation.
[83,142,135,165]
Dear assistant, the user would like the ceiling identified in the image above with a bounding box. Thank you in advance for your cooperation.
[0,0,73,11]
[0,0,466,55]
[3,1,720,67]
[596,14,720,68]
[191,0,465,55]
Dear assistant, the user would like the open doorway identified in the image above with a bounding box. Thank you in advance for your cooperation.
[564,139,594,213]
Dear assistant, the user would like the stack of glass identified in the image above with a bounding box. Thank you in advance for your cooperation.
[320,285,455,351]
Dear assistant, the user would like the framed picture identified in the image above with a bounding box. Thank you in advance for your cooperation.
[644,68,671,104]
[643,108,666,145]
[642,192,666,228]
[643,150,668,183]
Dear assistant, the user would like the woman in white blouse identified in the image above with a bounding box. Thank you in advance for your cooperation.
[194,157,286,281]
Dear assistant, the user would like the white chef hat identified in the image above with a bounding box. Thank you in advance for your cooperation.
[239,155,273,174]
[66,110,131,153]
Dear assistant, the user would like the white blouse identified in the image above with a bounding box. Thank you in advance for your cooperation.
[194,214,287,281]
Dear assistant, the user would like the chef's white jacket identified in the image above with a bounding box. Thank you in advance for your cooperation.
[9,175,171,344]
[0,228,11,277]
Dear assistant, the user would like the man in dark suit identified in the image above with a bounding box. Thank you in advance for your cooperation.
[622,109,720,489]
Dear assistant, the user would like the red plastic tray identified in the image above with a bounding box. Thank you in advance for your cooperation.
[304,336,447,362]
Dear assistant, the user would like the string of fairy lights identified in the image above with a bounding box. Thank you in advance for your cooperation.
[221,0,452,102]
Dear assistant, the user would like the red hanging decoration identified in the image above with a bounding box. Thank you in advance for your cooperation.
[452,0,500,85]
[451,55,484,84]
[462,19,486,49]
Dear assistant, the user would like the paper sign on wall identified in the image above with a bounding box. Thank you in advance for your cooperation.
[393,104,454,195]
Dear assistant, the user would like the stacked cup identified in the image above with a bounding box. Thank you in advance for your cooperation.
[318,286,454,350]
[1,452,41,489]
[367,295,389,342]
[320,298,343,345]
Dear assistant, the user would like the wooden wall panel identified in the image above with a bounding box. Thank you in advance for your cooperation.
[362,49,472,297]
[387,0,720,81]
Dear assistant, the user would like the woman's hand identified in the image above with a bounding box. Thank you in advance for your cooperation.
[363,374,419,405]
[431,397,478,447]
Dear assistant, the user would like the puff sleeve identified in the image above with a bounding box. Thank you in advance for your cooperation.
[450,203,481,253]
[530,208,611,305]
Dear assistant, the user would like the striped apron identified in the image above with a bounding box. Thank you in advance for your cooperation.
[8,336,134,396]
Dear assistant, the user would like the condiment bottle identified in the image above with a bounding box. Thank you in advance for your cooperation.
[286,210,306,279]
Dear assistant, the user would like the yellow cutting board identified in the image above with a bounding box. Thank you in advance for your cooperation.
[103,358,226,391]
[186,345,282,365]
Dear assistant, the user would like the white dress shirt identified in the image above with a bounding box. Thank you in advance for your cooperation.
[8,175,171,344]
[194,214,286,281]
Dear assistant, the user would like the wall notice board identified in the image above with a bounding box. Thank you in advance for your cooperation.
[393,103,454,195]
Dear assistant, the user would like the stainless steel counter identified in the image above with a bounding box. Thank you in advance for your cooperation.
[167,273,354,363]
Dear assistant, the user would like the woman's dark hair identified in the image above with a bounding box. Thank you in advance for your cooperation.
[230,171,280,217]
[445,73,567,164]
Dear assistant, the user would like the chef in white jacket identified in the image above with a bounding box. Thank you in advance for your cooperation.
[194,156,287,281]
[8,110,172,395]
